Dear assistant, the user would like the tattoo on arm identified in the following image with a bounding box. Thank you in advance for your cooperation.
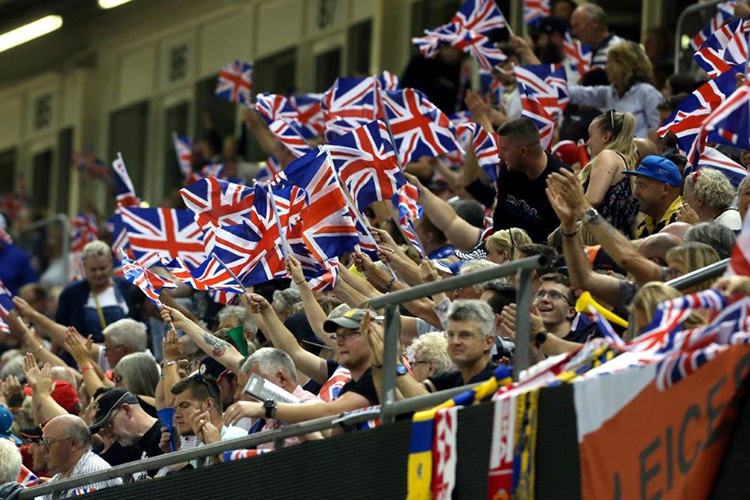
[202,332,228,358]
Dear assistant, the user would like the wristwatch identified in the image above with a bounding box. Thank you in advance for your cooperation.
[581,208,599,226]
[396,364,408,376]
[264,399,277,419]
[534,332,548,349]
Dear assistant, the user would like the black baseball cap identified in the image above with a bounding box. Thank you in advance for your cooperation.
[285,313,327,348]
[89,389,138,432]
[19,425,43,443]
[538,16,569,35]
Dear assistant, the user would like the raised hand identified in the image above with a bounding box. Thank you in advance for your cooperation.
[286,256,305,285]
[223,401,263,427]
[162,329,182,363]
[63,328,91,366]
[35,364,55,397]
[243,293,271,315]
[22,353,41,389]
[363,311,385,367]
[160,305,189,330]
[2,375,24,408]
[715,276,750,297]
[419,259,440,283]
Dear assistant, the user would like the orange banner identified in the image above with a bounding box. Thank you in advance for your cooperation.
[579,345,750,500]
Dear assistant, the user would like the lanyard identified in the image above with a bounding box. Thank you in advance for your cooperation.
[92,291,108,330]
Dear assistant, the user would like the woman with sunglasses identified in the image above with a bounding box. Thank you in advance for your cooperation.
[578,110,641,237]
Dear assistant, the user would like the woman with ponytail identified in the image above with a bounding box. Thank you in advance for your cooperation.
[579,110,640,236]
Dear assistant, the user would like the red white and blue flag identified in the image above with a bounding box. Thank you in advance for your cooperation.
[391,184,425,257]
[698,80,750,155]
[413,23,506,72]
[122,255,176,307]
[689,146,749,189]
[378,70,401,91]
[523,0,550,26]
[690,1,738,50]
[322,76,383,141]
[180,176,256,254]
[728,203,750,276]
[323,120,405,210]
[382,88,462,165]
[479,69,503,105]
[73,149,110,181]
[451,0,508,34]
[255,93,317,142]
[16,465,38,488]
[161,254,245,294]
[693,17,750,78]
[71,213,99,253]
[319,365,352,402]
[111,153,140,208]
[657,66,741,161]
[215,60,253,105]
[515,64,569,118]
[0,278,13,334]
[563,31,592,77]
[172,134,200,185]
[120,207,205,268]
[108,213,131,278]
[267,118,313,158]
[289,93,326,136]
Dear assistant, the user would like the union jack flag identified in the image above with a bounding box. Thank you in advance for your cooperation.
[281,150,360,263]
[215,60,253,105]
[73,149,110,181]
[267,119,312,158]
[322,76,382,140]
[70,213,98,253]
[255,93,316,142]
[109,213,131,278]
[161,254,245,294]
[657,66,740,160]
[728,204,750,276]
[690,1,737,51]
[563,31,592,77]
[222,449,272,462]
[289,93,326,136]
[0,278,13,333]
[17,465,38,488]
[700,80,750,154]
[688,146,748,189]
[479,69,503,105]
[518,91,556,150]
[323,120,405,210]
[693,17,750,78]
[200,163,226,179]
[172,134,200,185]
[180,176,256,254]
[413,23,506,71]
[523,0,550,26]
[122,255,177,307]
[514,64,569,119]
[256,156,281,184]
[378,71,400,91]
[111,153,140,208]
[451,0,508,34]
[449,111,473,127]
[120,207,205,268]
[472,124,501,181]
[391,184,425,257]
[382,88,462,165]
[319,364,352,402]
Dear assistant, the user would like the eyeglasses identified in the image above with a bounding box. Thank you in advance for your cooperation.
[41,437,73,451]
[331,331,362,342]
[100,407,122,433]
[413,360,432,365]
[190,373,218,401]
[533,290,573,304]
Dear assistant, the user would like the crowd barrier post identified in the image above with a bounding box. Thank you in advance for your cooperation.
[674,0,725,74]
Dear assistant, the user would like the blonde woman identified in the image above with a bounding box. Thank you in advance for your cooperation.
[629,282,705,339]
[484,228,532,264]
[568,41,663,138]
[579,110,640,236]
[410,332,456,382]
[665,242,721,293]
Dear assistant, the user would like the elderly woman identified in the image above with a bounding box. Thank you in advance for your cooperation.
[568,41,663,138]
[579,111,640,235]
[55,241,136,342]
[681,168,742,231]
[409,332,455,382]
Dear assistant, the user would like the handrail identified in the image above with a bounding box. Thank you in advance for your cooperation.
[18,380,485,499]
[666,257,729,290]
[17,213,71,284]
[674,0,724,74]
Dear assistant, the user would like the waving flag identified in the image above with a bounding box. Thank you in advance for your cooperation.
[690,1,737,50]
[657,65,741,159]
[322,76,382,140]
[73,149,110,182]
[255,93,317,144]
[180,176,256,253]
[391,184,425,257]
[161,255,245,294]
[700,81,750,153]
[515,64,569,119]
[324,120,405,210]
[70,213,98,253]
[693,17,750,78]
[111,153,140,208]
[17,465,38,488]
[690,147,749,189]
[289,93,326,136]
[563,31,592,76]
[122,255,176,307]
[728,194,750,276]
[109,213,130,277]
[255,93,301,123]
[120,207,205,268]
[523,0,550,26]
[480,69,504,105]
[382,88,462,165]
[282,151,359,262]
[378,71,400,91]
[215,60,253,105]
[413,23,506,71]
[0,278,13,333]
[267,119,313,158]
[451,0,508,33]
[172,134,200,185]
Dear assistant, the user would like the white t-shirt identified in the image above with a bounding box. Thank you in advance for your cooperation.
[713,208,742,232]
[85,287,129,315]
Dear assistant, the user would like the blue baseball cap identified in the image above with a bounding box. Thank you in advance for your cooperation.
[0,405,21,446]
[622,155,682,187]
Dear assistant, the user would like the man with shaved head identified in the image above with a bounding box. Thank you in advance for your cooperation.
[42,415,122,498]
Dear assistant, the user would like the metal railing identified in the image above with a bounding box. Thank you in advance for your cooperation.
[367,254,548,422]
[20,380,487,499]
[674,0,725,74]
[666,257,729,290]
[21,254,547,498]
[17,214,71,282]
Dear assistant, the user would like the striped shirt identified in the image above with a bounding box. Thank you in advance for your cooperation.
[43,451,122,499]
[590,34,625,68]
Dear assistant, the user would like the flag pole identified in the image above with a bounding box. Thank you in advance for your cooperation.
[211,252,250,295]
[266,183,292,258]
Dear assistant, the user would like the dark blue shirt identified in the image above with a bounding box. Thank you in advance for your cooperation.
[0,243,37,295]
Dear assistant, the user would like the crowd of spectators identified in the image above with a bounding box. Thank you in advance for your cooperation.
[1,0,750,495]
